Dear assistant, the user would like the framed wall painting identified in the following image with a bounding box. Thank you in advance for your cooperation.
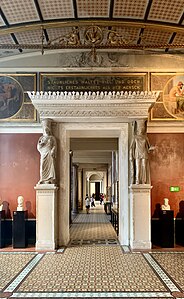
[0,74,37,122]
[40,73,148,93]
[150,73,184,121]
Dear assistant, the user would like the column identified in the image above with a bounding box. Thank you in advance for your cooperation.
[55,123,70,246]
[129,184,152,249]
[118,123,129,246]
[78,168,83,210]
[72,164,79,215]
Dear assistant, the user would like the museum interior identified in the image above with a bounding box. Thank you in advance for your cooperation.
[0,0,184,298]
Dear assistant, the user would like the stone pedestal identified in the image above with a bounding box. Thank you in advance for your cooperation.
[129,184,152,250]
[34,184,58,250]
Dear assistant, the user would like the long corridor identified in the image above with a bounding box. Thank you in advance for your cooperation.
[0,204,184,298]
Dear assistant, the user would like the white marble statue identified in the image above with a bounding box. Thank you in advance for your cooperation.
[161,198,170,211]
[129,119,155,185]
[17,195,24,211]
[37,119,57,184]
[0,204,3,211]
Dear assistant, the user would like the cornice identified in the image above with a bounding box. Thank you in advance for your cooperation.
[28,91,160,122]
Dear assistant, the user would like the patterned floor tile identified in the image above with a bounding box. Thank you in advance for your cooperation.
[70,223,117,240]
[151,252,184,292]
[0,253,35,291]
[15,247,167,293]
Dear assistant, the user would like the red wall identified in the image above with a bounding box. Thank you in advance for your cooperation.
[1,132,183,219]
[0,134,40,218]
[149,133,184,218]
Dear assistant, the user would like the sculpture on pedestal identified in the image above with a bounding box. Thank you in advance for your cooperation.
[161,198,171,210]
[37,119,57,184]
[129,119,155,185]
[17,195,24,211]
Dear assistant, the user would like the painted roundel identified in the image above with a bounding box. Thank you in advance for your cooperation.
[0,76,24,119]
[163,74,184,119]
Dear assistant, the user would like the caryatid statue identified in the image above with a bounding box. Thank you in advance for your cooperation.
[129,119,155,185]
[37,119,57,184]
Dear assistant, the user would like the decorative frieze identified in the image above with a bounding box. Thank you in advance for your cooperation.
[27,90,160,122]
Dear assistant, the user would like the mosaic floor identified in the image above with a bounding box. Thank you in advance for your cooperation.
[0,204,184,298]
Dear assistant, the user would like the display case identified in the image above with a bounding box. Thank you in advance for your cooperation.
[13,211,28,248]
[160,210,174,248]
[0,210,5,248]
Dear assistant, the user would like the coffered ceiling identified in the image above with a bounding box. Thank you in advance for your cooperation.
[0,0,184,59]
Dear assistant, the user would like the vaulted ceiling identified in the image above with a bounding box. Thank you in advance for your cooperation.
[0,0,184,59]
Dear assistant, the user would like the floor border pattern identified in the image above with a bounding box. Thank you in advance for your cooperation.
[10,291,174,298]
[143,253,181,293]
[4,254,44,293]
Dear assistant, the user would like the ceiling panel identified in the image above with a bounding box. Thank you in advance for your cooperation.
[173,33,184,44]
[47,27,76,42]
[140,29,172,44]
[38,0,74,19]
[0,0,39,25]
[148,0,184,23]
[15,30,46,44]
[77,0,110,17]
[111,26,140,43]
[0,34,14,44]
[113,0,148,19]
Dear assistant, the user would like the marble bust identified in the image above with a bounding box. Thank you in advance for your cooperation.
[161,198,170,211]
[17,195,24,211]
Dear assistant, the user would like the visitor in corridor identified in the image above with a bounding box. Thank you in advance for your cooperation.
[90,193,95,207]
[85,194,90,214]
[100,193,104,205]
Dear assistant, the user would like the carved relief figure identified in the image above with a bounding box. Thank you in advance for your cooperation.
[129,120,154,185]
[37,119,57,184]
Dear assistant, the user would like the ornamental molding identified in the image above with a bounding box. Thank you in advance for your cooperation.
[27,91,160,122]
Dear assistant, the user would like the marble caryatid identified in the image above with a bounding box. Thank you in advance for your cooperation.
[161,198,171,211]
[17,195,24,211]
[37,119,57,184]
[129,119,155,185]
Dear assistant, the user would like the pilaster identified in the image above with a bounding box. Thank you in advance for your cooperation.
[34,184,58,250]
[129,184,152,250]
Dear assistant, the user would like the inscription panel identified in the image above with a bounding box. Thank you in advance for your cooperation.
[40,73,147,92]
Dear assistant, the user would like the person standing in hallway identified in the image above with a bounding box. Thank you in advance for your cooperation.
[90,193,95,207]
[85,194,90,214]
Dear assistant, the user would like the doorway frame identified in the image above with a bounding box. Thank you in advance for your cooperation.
[55,122,129,246]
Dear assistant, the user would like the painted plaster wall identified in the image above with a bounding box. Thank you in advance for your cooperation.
[0,133,40,218]
[149,133,184,218]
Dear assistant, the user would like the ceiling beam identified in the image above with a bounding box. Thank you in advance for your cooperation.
[0,7,22,52]
[165,11,184,52]
[33,0,49,42]
[109,0,114,20]
[72,0,78,19]
[0,20,184,36]
[137,0,153,44]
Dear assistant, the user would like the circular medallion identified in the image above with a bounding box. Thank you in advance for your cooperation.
[84,26,103,46]
[163,74,184,119]
[0,76,23,119]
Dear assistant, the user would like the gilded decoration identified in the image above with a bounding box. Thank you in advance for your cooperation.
[40,73,147,93]
[150,73,184,121]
